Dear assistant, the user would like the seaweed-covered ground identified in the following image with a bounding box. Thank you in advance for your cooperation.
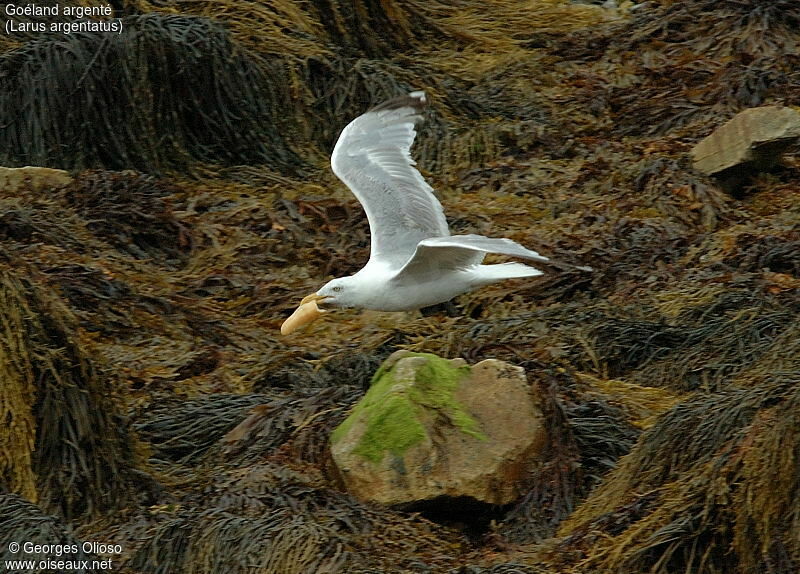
[1,0,798,572]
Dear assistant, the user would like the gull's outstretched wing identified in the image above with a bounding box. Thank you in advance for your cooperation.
[391,234,550,283]
[331,91,449,269]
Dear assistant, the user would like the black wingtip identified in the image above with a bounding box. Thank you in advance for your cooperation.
[370,90,427,113]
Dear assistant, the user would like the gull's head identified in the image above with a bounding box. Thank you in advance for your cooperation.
[280,277,357,335]
[316,276,360,309]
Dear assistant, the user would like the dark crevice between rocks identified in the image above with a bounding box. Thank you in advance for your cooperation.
[400,496,512,541]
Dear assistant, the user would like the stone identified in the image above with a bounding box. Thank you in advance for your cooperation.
[330,351,547,506]
[691,105,800,176]
[0,166,72,192]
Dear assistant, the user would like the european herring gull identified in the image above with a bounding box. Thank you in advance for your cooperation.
[282,91,578,335]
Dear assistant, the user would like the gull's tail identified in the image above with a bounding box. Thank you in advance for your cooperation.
[473,262,543,285]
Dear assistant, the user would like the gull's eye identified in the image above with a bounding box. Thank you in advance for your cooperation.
[332,286,343,292]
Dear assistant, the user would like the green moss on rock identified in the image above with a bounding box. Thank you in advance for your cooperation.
[330,353,486,463]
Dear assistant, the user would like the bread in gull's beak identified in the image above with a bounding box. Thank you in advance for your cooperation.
[280,293,330,335]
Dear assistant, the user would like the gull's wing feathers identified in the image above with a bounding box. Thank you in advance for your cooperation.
[391,234,550,283]
[331,91,449,269]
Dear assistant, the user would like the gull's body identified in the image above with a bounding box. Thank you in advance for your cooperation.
[330,234,548,312]
[281,91,560,334]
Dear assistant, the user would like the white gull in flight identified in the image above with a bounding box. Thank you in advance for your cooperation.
[281,91,582,334]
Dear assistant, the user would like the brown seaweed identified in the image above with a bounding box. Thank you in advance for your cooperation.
[0,265,143,519]
[0,494,101,566]
[129,463,463,573]
[0,14,302,174]
[605,1,800,137]
[60,170,192,264]
[133,393,275,464]
[554,375,800,573]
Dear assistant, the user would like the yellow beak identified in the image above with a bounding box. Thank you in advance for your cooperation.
[280,293,330,335]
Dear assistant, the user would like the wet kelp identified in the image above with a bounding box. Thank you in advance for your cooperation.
[0,0,499,179]
[129,463,464,573]
[494,368,588,545]
[554,374,800,574]
[136,0,604,180]
[581,289,798,391]
[587,0,800,137]
[0,265,141,520]
[455,566,549,574]
[133,393,275,465]
[0,273,38,502]
[303,0,451,58]
[0,188,88,253]
[130,0,452,58]
[61,170,192,265]
[0,494,101,566]
[0,14,301,174]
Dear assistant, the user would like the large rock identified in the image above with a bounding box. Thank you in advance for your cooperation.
[691,105,800,176]
[330,351,547,506]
